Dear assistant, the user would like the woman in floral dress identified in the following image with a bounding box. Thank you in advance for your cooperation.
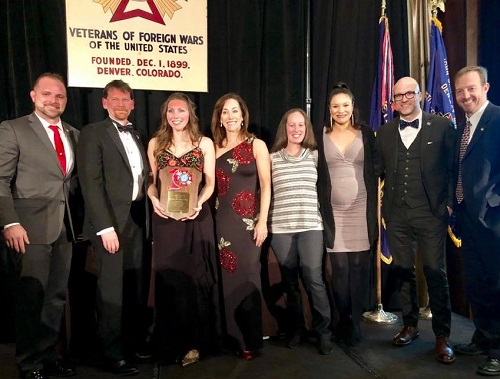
[147,92,216,366]
[211,93,271,360]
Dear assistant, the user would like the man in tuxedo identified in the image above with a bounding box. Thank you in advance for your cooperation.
[374,77,456,364]
[452,66,500,376]
[77,80,149,376]
[0,73,78,379]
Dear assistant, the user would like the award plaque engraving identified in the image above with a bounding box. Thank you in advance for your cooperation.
[159,167,202,220]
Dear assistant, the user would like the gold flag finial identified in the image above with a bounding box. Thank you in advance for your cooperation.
[381,0,387,18]
[429,0,446,18]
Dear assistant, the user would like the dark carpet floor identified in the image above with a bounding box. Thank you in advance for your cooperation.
[0,312,486,379]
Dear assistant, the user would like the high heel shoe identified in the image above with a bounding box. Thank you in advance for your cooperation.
[181,349,199,367]
[240,350,257,361]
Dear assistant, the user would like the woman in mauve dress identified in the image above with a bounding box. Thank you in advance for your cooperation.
[316,82,378,346]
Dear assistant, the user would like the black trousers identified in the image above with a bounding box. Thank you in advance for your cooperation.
[329,251,370,342]
[386,203,451,337]
[16,226,72,373]
[456,201,500,358]
[93,200,148,361]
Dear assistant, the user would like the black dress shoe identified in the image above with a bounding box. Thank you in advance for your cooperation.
[44,359,76,377]
[477,358,500,376]
[393,326,419,346]
[454,342,488,356]
[20,369,48,379]
[103,359,139,376]
[132,352,153,363]
[318,335,334,355]
[287,331,303,349]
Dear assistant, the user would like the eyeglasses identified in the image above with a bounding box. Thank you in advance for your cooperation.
[393,91,420,101]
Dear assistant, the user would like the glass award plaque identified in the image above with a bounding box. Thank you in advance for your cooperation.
[159,167,202,220]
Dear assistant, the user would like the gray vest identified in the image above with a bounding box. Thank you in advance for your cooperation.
[394,132,428,208]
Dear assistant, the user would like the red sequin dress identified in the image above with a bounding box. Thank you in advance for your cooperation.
[215,138,263,352]
[152,147,218,363]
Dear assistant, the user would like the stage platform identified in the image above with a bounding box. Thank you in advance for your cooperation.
[0,312,486,379]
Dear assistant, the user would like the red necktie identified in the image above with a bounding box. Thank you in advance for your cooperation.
[49,125,67,175]
[456,120,471,204]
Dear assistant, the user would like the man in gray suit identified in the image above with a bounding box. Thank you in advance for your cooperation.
[0,73,79,379]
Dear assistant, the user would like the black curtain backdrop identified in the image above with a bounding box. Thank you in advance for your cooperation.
[479,1,500,106]
[1,0,408,147]
[310,0,409,129]
[0,0,411,342]
[5,0,494,341]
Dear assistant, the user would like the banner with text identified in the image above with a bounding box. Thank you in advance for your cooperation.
[65,0,207,92]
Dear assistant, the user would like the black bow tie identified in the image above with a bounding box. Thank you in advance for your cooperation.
[399,119,419,130]
[116,124,134,133]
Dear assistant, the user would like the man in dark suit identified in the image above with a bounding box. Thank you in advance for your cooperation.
[0,73,78,379]
[77,80,149,376]
[375,77,456,364]
[452,66,500,376]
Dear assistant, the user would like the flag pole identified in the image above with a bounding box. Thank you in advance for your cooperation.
[419,0,452,321]
[305,0,311,118]
[362,178,397,323]
[362,0,397,324]
[418,0,440,322]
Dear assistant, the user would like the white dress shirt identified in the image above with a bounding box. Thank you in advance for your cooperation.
[466,101,489,143]
[399,111,423,149]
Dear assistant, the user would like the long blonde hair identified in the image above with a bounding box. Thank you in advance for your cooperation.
[154,92,202,157]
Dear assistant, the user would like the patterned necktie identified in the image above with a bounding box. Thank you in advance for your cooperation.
[399,119,419,130]
[456,119,471,204]
[49,125,66,175]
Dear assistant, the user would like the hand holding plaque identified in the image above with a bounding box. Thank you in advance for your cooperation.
[159,167,202,220]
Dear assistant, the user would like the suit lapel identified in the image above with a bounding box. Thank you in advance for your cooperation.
[28,113,64,175]
[62,122,77,175]
[464,104,492,160]
[132,132,148,177]
[62,123,76,151]
[104,119,133,172]
[419,113,433,171]
[391,119,400,170]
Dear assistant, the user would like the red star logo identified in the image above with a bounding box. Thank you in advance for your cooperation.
[110,0,165,25]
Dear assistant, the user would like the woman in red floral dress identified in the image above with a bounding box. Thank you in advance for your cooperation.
[211,93,271,360]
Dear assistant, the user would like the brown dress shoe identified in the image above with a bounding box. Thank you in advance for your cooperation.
[436,336,456,364]
[393,326,419,346]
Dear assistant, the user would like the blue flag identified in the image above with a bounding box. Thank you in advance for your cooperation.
[424,18,456,125]
[369,17,394,132]
[369,16,394,264]
[424,17,460,247]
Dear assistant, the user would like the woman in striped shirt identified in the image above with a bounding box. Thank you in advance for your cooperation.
[268,108,333,355]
